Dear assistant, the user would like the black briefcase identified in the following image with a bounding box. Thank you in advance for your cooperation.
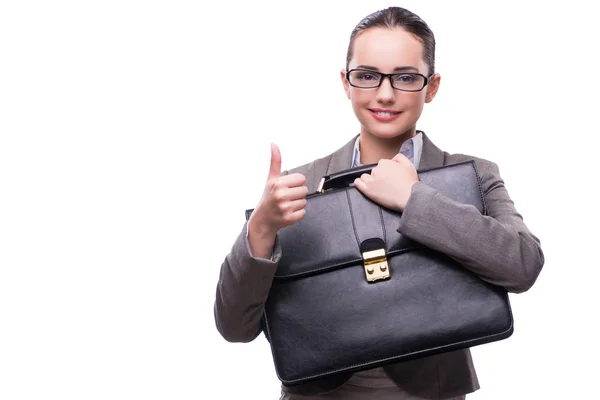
[245,161,514,386]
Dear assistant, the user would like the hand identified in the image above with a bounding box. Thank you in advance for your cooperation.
[248,144,308,258]
[353,153,418,212]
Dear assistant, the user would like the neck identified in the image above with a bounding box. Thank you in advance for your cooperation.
[359,129,416,165]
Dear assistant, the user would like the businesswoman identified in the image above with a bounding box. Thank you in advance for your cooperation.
[213,6,544,399]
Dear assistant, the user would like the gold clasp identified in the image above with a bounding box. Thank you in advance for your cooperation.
[362,248,390,282]
[316,177,325,193]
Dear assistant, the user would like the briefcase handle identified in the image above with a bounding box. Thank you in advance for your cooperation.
[316,163,377,193]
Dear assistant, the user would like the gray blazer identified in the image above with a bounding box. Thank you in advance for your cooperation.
[214,133,544,399]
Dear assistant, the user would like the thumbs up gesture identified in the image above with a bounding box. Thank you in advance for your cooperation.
[247,144,308,258]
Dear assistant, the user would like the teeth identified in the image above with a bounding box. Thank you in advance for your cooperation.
[375,111,394,117]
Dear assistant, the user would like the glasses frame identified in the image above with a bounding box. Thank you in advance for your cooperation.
[346,69,431,92]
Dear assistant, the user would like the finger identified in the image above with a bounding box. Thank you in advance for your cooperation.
[283,208,306,225]
[268,143,282,180]
[359,173,374,183]
[371,162,387,177]
[391,153,408,163]
[284,186,309,201]
[275,172,307,188]
[273,186,309,202]
[286,198,308,212]
[353,177,367,192]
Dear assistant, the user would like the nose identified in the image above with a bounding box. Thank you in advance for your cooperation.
[375,76,396,104]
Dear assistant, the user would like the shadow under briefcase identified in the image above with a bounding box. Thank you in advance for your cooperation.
[245,160,514,386]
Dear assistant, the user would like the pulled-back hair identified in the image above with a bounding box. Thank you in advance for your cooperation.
[346,7,436,76]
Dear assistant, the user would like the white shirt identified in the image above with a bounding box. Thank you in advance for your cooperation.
[351,131,423,169]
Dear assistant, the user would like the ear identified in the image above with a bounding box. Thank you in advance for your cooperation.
[425,73,441,103]
[340,69,351,99]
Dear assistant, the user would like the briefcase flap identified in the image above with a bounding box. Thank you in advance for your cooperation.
[272,161,486,279]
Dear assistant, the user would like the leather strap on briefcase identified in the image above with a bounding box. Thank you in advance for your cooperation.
[245,161,514,386]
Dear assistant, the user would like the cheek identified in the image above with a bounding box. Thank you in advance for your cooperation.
[406,91,426,105]
[400,92,426,113]
[349,89,371,107]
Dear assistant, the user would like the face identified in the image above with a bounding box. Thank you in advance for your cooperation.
[341,27,440,141]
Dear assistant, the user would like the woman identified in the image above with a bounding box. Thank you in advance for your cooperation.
[214,6,544,400]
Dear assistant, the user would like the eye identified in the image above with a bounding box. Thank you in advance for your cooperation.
[348,70,383,87]
[393,74,417,84]
[356,72,380,82]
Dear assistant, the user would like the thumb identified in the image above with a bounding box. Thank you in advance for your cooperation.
[268,143,282,179]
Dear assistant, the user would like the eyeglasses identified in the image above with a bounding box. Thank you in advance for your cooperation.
[346,69,430,92]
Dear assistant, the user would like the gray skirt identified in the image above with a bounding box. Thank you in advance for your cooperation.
[279,367,466,400]
[280,385,466,400]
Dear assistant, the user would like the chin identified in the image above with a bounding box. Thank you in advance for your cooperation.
[364,125,413,140]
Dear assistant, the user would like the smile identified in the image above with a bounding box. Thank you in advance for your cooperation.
[370,109,401,121]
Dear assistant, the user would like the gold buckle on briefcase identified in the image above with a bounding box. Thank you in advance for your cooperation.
[362,248,390,282]
[316,177,325,193]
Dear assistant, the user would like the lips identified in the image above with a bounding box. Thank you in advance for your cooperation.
[369,108,401,121]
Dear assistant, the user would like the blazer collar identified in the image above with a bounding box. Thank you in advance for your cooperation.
[418,132,445,170]
[325,131,445,175]
[325,134,358,176]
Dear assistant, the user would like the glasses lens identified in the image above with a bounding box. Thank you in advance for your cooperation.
[391,74,425,91]
[349,70,381,88]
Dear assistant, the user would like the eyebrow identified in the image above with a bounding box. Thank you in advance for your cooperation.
[355,65,420,73]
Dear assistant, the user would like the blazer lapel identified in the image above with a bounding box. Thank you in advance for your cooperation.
[418,132,445,170]
[324,134,358,176]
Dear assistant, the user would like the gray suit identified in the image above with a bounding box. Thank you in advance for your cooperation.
[214,133,544,399]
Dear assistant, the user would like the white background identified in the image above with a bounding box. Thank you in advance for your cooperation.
[1,1,598,399]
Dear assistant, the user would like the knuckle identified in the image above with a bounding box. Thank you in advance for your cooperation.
[273,190,286,203]
[276,202,288,213]
[267,179,279,192]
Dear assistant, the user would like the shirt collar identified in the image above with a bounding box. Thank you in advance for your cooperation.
[351,131,423,169]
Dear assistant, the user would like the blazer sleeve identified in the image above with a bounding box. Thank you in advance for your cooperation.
[213,221,283,342]
[213,167,297,343]
[398,158,544,293]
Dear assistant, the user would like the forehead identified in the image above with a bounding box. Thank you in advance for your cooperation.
[350,27,426,72]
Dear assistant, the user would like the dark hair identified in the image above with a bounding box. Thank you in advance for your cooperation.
[346,7,436,76]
